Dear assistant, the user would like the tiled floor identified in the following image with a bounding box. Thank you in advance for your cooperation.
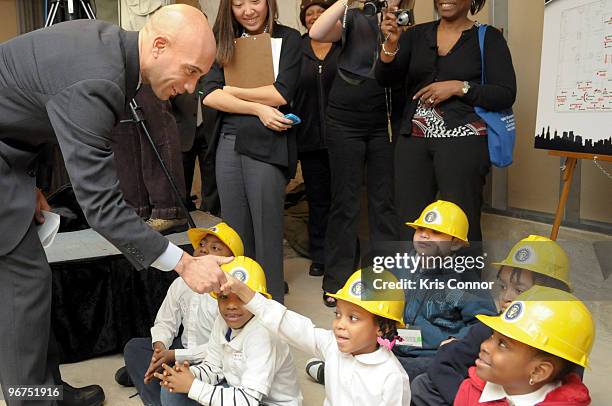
[1,213,610,405]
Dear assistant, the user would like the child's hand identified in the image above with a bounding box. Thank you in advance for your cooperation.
[220,274,256,303]
[144,348,176,383]
[154,361,194,394]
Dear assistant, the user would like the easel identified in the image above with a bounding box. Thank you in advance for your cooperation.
[549,150,612,240]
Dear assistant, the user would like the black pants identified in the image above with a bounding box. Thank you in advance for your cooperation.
[323,119,398,294]
[0,222,59,406]
[410,373,450,406]
[394,135,490,242]
[299,149,331,266]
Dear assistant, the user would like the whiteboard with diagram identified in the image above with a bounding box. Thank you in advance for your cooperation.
[535,0,612,155]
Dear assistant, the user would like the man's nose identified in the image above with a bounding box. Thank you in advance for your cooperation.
[185,79,197,94]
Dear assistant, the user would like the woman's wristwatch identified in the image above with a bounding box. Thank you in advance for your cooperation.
[461,81,471,96]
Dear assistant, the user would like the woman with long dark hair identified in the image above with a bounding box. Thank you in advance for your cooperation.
[377,0,516,243]
[201,0,302,303]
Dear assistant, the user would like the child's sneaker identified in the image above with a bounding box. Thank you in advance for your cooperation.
[305,358,325,385]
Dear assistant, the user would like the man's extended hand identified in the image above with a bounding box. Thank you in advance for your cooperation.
[175,253,232,294]
[34,188,51,224]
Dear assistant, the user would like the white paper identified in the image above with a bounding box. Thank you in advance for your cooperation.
[37,211,61,248]
[271,38,282,80]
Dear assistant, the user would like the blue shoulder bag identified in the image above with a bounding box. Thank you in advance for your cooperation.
[474,24,516,168]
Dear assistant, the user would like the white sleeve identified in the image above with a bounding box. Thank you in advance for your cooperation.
[150,279,184,348]
[175,343,208,364]
[244,293,334,360]
[150,242,183,271]
[189,362,224,386]
[177,295,218,363]
[188,380,263,406]
[382,372,412,406]
[190,318,225,384]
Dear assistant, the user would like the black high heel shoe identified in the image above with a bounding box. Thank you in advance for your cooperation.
[323,292,336,308]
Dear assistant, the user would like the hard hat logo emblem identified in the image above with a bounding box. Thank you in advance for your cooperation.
[514,247,531,263]
[504,301,524,323]
[350,281,363,297]
[424,211,437,223]
[231,268,248,283]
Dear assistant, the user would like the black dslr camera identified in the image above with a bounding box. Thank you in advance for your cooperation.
[362,1,415,26]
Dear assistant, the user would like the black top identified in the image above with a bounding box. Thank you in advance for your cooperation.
[375,21,517,136]
[201,24,302,177]
[293,34,340,152]
[327,10,396,127]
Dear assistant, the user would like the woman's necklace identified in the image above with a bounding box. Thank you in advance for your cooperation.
[241,23,269,38]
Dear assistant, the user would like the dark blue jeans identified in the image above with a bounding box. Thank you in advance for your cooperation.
[124,336,183,406]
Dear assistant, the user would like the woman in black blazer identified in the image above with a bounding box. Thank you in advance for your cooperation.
[201,0,301,303]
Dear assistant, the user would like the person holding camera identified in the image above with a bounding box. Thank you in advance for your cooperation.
[376,0,516,243]
[310,0,411,307]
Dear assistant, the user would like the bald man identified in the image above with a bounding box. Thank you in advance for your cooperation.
[0,5,221,405]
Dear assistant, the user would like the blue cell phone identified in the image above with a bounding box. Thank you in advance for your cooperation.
[284,113,301,125]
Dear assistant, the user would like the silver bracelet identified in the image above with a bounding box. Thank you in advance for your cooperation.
[382,41,400,57]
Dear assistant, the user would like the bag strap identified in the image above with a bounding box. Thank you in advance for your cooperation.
[477,24,487,85]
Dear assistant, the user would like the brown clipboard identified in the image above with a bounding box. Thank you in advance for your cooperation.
[224,33,275,88]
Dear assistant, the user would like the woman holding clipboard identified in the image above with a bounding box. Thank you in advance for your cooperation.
[201,0,301,303]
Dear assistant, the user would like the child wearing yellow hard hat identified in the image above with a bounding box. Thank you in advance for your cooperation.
[187,222,244,258]
[220,267,412,405]
[393,200,496,379]
[119,222,242,406]
[455,286,594,405]
[410,235,575,406]
[155,256,302,406]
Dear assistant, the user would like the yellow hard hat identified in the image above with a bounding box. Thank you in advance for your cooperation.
[405,200,469,243]
[212,256,271,300]
[492,235,571,290]
[477,286,594,368]
[327,269,405,327]
[187,222,244,257]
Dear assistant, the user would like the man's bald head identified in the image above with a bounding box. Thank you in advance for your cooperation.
[139,4,216,100]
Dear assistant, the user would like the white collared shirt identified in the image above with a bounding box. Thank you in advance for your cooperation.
[245,293,412,406]
[188,315,302,406]
[150,277,218,364]
[480,381,562,406]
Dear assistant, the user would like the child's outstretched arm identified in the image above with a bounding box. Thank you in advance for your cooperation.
[221,276,334,359]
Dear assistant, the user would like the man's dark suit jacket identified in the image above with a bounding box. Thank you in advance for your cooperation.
[0,20,169,269]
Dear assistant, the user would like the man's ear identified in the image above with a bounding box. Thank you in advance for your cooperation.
[151,35,170,57]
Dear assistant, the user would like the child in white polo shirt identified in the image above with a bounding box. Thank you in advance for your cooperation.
[221,267,411,405]
[120,222,243,406]
[156,256,302,406]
